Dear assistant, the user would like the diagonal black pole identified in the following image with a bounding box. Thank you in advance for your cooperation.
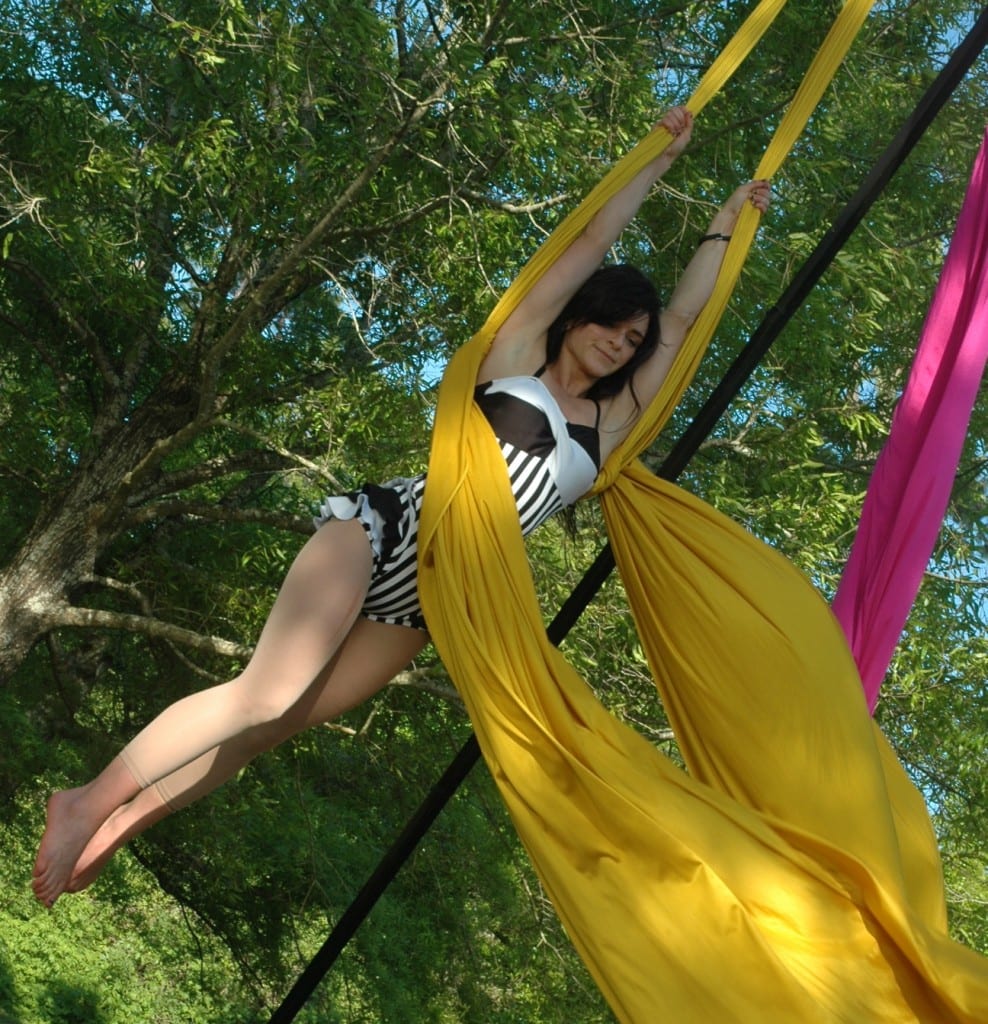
[268,13,988,1021]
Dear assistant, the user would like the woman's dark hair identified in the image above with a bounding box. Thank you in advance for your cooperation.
[544,264,661,404]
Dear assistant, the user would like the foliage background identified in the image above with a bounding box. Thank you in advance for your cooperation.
[0,1,985,1021]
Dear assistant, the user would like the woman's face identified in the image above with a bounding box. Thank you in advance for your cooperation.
[564,314,650,378]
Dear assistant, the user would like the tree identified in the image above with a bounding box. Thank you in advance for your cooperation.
[0,1,985,1020]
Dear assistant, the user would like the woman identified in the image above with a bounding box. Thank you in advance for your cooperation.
[33,106,770,907]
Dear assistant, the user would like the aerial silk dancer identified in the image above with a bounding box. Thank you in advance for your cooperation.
[418,1,988,1020]
[834,127,988,710]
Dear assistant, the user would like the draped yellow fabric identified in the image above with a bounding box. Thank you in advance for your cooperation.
[418,2,988,1020]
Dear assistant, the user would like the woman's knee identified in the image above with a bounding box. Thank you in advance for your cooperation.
[241,714,302,754]
[222,670,300,732]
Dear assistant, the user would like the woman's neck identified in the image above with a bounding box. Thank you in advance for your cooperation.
[540,357,596,401]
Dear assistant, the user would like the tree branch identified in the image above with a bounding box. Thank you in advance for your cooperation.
[125,441,292,506]
[80,573,153,613]
[0,302,73,393]
[323,181,573,246]
[0,156,50,229]
[213,417,345,488]
[388,667,462,705]
[196,85,449,420]
[3,257,120,390]
[47,601,253,660]
[922,570,988,588]
[124,499,312,534]
[193,0,516,421]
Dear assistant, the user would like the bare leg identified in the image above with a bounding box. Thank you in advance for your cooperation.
[34,519,377,906]
[67,617,427,893]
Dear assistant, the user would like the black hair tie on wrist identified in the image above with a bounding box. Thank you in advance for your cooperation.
[698,232,732,246]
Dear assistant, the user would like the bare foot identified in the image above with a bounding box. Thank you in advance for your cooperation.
[66,807,127,893]
[33,786,105,907]
[67,784,171,894]
[33,757,142,906]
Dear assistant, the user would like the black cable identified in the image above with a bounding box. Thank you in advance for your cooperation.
[268,13,988,1021]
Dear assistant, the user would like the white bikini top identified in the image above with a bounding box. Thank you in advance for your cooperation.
[475,375,600,506]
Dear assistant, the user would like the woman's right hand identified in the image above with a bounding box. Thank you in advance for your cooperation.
[656,106,693,159]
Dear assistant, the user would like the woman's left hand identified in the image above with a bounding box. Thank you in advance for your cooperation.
[724,179,772,217]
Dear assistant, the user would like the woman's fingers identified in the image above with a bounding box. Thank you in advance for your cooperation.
[747,179,772,212]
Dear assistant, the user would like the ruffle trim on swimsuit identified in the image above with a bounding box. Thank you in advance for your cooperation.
[314,476,428,631]
[313,479,413,567]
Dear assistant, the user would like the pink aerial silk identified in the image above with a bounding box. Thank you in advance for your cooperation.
[833,127,988,711]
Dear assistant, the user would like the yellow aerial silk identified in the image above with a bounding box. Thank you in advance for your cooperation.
[418,1,988,1020]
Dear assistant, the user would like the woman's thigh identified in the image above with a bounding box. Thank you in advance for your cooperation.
[295,616,430,728]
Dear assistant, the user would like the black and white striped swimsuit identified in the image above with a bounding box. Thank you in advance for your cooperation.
[314,374,601,631]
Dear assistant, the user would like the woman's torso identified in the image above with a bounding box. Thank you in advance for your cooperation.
[474,374,600,516]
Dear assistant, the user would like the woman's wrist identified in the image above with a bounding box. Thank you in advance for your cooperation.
[704,211,739,238]
[649,151,676,180]
[695,207,740,250]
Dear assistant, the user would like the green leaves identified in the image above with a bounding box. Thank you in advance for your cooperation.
[0,1,985,1019]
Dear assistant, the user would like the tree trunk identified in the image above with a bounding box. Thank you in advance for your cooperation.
[0,374,200,682]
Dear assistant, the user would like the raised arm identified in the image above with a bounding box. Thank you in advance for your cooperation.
[480,107,694,380]
[625,179,771,412]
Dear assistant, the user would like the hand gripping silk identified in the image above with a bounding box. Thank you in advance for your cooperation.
[419,3,988,1020]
